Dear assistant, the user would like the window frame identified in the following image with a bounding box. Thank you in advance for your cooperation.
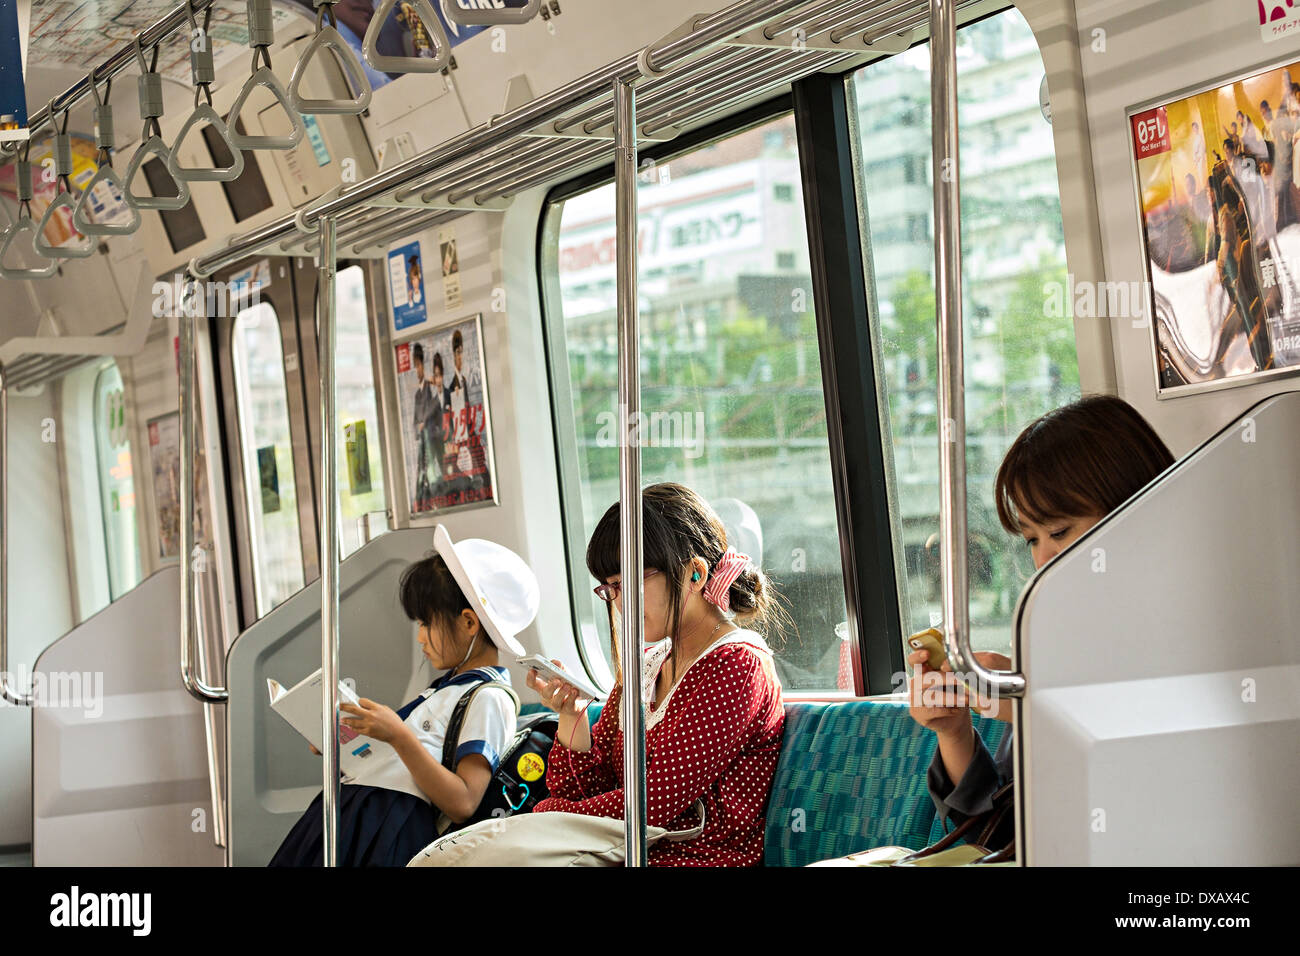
[535,93,901,696]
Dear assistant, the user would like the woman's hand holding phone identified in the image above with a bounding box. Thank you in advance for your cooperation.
[525,661,593,753]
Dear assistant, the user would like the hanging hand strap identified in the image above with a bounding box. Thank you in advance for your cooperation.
[73,72,142,237]
[288,0,373,115]
[228,0,306,151]
[33,106,95,260]
[125,36,192,211]
[168,0,246,183]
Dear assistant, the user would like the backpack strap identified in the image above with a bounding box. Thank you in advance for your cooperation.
[440,678,521,772]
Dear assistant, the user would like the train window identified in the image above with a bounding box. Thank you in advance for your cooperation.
[91,362,143,601]
[541,114,852,694]
[335,264,388,555]
[231,300,306,613]
[848,8,1079,657]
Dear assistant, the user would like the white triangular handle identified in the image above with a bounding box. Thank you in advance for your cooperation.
[33,193,96,259]
[167,104,247,183]
[0,220,59,280]
[365,0,450,73]
[72,165,143,237]
[228,67,307,151]
[288,25,374,115]
[124,136,193,211]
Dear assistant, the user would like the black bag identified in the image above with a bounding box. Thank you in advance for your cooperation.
[438,680,558,835]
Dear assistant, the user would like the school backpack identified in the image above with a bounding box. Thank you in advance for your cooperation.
[438,680,558,835]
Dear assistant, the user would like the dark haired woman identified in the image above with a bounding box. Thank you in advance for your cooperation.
[908,395,1175,846]
[269,526,538,866]
[527,482,788,866]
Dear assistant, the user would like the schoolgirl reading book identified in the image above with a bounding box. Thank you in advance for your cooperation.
[269,525,539,867]
[526,482,789,867]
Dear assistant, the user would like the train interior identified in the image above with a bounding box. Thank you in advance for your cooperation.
[0,0,1298,868]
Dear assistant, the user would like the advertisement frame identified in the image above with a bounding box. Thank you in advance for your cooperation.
[391,311,499,520]
[1127,50,1300,400]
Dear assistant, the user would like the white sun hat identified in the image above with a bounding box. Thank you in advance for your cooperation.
[433,524,539,657]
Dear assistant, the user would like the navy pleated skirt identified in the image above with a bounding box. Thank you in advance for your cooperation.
[269,783,439,867]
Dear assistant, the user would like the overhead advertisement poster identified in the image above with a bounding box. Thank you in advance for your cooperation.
[388,239,427,333]
[1131,56,1300,395]
[393,314,497,517]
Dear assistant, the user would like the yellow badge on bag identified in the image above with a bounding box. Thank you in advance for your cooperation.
[517,752,545,781]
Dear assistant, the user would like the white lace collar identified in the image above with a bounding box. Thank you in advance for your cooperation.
[618,628,772,733]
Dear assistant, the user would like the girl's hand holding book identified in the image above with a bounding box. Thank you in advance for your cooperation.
[340,699,407,744]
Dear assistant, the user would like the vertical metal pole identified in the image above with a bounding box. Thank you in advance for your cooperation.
[614,76,648,868]
[0,369,30,707]
[318,215,341,867]
[180,279,227,703]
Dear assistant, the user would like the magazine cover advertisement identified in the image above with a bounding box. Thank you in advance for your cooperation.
[1132,57,1300,394]
[393,314,497,516]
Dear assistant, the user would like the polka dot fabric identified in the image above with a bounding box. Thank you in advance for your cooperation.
[534,641,785,867]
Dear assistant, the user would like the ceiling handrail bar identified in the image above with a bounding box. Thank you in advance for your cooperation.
[194,0,815,275]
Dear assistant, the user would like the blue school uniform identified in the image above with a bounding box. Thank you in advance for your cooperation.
[269,666,515,867]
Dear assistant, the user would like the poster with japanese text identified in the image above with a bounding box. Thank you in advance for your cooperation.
[1132,56,1300,393]
[393,314,497,515]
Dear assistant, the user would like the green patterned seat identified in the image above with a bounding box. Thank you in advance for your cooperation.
[763,701,935,866]
[762,700,1011,867]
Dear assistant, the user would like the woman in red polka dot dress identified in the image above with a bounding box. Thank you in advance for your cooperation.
[527,482,788,867]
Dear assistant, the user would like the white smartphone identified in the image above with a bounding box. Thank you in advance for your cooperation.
[517,655,606,701]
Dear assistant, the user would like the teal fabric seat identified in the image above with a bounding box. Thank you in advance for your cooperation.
[762,700,1009,867]
[524,696,1010,867]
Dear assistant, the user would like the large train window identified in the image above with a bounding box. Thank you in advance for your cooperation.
[335,264,388,555]
[541,115,852,693]
[848,8,1078,657]
[231,300,306,613]
[91,361,143,601]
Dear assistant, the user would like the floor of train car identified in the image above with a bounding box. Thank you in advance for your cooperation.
[0,846,31,866]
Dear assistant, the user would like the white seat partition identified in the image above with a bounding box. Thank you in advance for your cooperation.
[1019,390,1300,865]
[33,567,224,866]
[225,528,435,866]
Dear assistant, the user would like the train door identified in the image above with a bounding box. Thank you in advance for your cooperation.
[212,257,319,624]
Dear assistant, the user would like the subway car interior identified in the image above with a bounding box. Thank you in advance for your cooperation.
[0,0,1297,875]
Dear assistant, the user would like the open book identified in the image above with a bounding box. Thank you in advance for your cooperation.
[267,669,399,781]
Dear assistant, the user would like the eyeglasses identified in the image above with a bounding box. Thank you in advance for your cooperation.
[593,569,660,604]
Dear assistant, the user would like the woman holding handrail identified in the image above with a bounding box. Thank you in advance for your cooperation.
[908,396,1175,847]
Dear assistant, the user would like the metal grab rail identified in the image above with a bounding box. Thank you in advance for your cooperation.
[364,0,450,73]
[0,0,223,154]
[288,1,373,115]
[195,0,811,273]
[929,0,1024,698]
[168,1,246,183]
[72,72,143,237]
[317,215,342,866]
[0,159,59,280]
[613,76,648,867]
[125,38,193,211]
[179,278,229,704]
[441,0,540,27]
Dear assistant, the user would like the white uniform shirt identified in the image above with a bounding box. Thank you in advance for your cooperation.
[347,666,516,804]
